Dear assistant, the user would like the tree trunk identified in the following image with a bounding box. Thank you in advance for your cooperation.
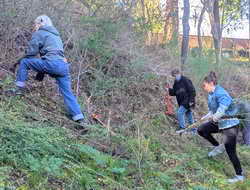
[214,0,221,64]
[164,0,179,42]
[172,0,179,42]
[181,0,190,65]
[206,0,221,64]
[197,4,206,55]
[140,0,146,24]
[219,0,226,60]
[127,0,136,28]
[163,0,172,41]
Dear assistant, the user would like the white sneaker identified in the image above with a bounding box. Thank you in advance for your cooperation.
[228,175,245,183]
[175,128,186,134]
[208,144,225,157]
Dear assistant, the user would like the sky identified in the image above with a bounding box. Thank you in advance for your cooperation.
[162,0,249,39]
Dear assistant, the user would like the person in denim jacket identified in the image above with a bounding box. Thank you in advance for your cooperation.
[198,71,244,183]
[11,15,86,125]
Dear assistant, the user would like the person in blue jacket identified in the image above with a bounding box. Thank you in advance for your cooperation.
[11,15,86,125]
[198,71,244,183]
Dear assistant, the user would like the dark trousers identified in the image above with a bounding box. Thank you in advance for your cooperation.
[197,121,242,175]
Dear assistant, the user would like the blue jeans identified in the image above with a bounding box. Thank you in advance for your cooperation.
[177,105,194,129]
[16,58,84,121]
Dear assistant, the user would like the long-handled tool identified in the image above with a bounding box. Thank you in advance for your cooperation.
[175,117,210,135]
[176,113,249,135]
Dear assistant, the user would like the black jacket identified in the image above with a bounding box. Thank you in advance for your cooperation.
[169,76,196,109]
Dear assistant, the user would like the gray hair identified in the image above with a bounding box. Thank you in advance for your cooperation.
[34,15,53,27]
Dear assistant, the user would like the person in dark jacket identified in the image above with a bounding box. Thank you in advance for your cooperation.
[168,69,196,130]
[11,15,86,125]
[198,71,244,183]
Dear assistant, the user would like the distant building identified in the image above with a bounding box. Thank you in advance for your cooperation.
[146,33,250,58]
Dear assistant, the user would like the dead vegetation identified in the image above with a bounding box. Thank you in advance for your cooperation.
[0,1,250,189]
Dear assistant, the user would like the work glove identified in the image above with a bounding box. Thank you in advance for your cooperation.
[10,59,22,73]
[164,83,170,92]
[201,111,213,120]
[10,56,28,73]
[212,106,227,122]
[9,63,18,73]
[35,72,45,81]
[189,101,195,109]
[212,114,220,122]
[212,112,224,122]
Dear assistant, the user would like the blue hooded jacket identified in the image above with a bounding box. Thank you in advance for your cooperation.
[25,26,65,60]
[208,85,239,129]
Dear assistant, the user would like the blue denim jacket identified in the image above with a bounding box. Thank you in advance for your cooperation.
[208,85,239,129]
[26,26,65,60]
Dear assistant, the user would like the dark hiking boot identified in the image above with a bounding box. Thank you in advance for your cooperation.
[75,119,89,134]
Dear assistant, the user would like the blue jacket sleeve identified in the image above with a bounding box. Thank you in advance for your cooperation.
[214,92,232,118]
[25,31,43,57]
[217,93,232,110]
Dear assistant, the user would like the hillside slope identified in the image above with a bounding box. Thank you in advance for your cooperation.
[0,79,249,190]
